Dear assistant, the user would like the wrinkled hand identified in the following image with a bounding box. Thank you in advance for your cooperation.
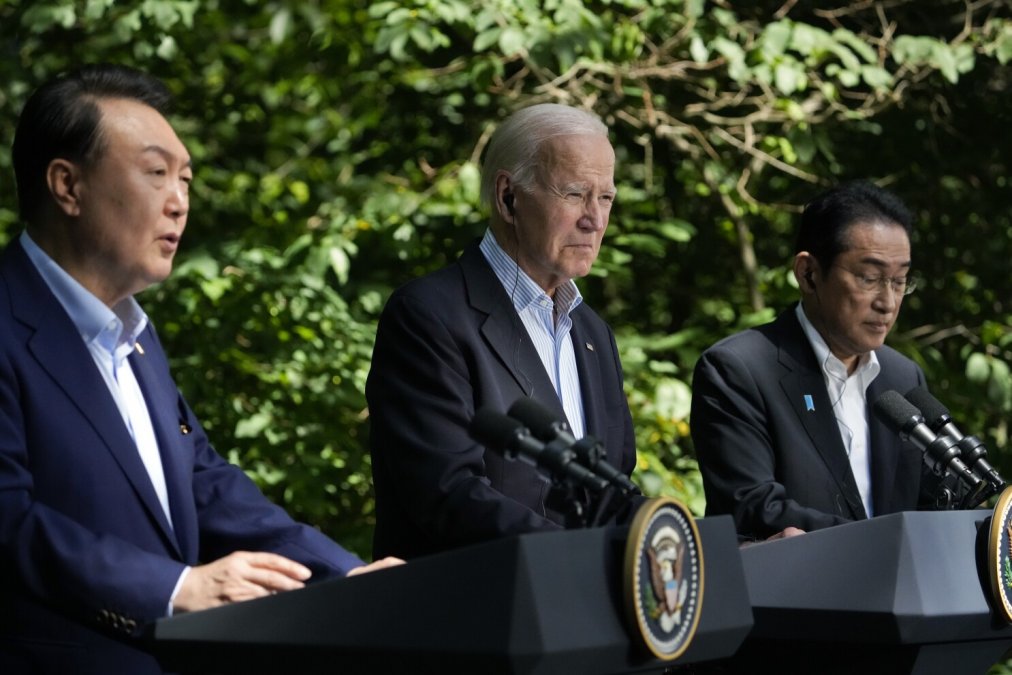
[173,551,311,613]
[346,556,405,576]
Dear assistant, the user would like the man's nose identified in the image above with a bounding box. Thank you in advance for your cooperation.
[166,182,189,219]
[872,281,900,312]
[580,199,607,230]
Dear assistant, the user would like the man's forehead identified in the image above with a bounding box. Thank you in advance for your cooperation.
[95,97,188,158]
[537,135,615,179]
[838,220,911,265]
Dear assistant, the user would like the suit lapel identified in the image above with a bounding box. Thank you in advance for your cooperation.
[460,244,556,402]
[775,311,867,520]
[6,243,183,555]
[129,338,194,561]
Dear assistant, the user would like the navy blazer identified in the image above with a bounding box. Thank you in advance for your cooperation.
[0,240,362,674]
[367,241,636,559]
[690,308,937,539]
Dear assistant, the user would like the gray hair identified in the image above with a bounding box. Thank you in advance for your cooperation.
[479,103,608,208]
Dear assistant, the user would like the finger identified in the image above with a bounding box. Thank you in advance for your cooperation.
[228,551,312,581]
[235,566,309,593]
[346,556,406,576]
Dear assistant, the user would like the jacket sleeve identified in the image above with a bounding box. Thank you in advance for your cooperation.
[182,391,365,578]
[138,323,365,580]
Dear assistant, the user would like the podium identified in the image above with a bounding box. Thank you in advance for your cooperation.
[152,515,752,674]
[731,509,1012,674]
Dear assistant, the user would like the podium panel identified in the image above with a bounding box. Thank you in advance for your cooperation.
[731,510,1012,674]
[153,516,752,674]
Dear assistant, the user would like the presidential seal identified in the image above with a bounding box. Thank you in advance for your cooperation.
[987,485,1012,623]
[623,497,703,661]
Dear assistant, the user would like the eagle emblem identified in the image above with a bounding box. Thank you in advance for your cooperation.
[647,526,688,632]
[623,497,704,660]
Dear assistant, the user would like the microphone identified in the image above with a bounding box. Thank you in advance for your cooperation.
[469,408,609,492]
[872,391,981,490]
[507,397,640,496]
[904,386,1005,490]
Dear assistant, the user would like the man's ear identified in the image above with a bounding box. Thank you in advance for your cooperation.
[46,158,83,217]
[793,252,819,294]
[494,171,515,224]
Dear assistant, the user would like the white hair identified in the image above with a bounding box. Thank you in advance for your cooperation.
[479,103,608,208]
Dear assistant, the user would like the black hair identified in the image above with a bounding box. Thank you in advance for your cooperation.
[795,180,913,270]
[12,63,173,226]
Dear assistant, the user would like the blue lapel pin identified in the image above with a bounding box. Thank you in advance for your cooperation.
[804,394,815,411]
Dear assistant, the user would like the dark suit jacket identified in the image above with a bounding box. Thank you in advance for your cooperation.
[690,308,935,539]
[367,241,636,559]
[0,240,362,674]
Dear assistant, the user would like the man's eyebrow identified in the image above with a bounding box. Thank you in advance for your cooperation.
[141,145,193,169]
[857,255,911,269]
[556,181,616,192]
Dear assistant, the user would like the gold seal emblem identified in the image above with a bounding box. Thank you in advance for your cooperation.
[623,497,704,661]
[987,486,1012,622]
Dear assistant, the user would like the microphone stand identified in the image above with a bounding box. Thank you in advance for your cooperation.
[588,485,617,528]
[540,439,596,529]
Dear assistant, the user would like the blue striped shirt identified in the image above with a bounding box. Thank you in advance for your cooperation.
[479,229,586,438]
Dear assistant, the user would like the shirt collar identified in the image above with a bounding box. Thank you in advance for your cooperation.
[20,231,148,356]
[795,302,880,384]
[478,229,583,316]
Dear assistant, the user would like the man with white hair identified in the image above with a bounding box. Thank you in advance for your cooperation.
[367,103,636,559]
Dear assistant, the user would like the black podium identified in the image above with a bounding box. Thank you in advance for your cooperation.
[153,515,752,674]
[731,509,1012,674]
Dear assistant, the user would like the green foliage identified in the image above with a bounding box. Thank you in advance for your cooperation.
[1,0,1009,569]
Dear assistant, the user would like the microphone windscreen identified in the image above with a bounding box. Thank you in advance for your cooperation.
[904,386,950,425]
[469,408,522,451]
[507,397,560,441]
[872,390,921,432]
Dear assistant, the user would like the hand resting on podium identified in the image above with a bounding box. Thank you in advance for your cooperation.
[173,551,404,613]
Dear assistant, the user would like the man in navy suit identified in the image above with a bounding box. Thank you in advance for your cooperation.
[0,64,399,674]
[691,181,941,541]
[367,103,636,560]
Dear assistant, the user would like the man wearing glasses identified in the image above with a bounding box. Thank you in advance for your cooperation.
[690,180,939,541]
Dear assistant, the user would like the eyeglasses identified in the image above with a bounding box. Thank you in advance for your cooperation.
[846,270,917,296]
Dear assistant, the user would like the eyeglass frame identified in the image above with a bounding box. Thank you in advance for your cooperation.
[834,266,918,296]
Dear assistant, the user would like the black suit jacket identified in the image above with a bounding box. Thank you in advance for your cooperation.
[366,241,636,559]
[690,308,935,539]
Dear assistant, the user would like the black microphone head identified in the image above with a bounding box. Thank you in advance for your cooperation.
[872,390,924,434]
[904,386,952,430]
[469,407,525,452]
[507,397,567,441]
